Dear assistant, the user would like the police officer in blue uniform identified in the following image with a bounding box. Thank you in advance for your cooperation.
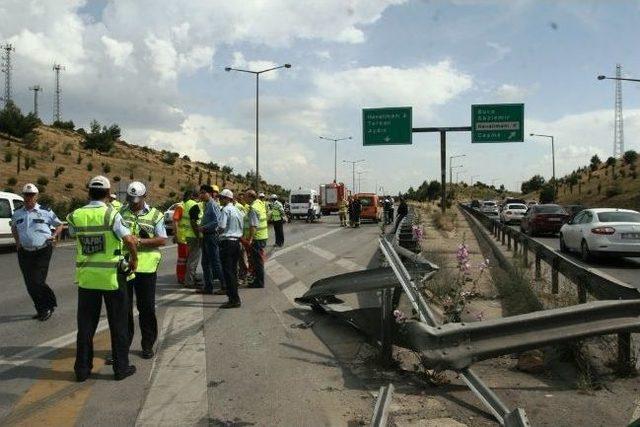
[11,183,63,321]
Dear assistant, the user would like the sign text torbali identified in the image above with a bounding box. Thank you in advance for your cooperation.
[362,107,412,146]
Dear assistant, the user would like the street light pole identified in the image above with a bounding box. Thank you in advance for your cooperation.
[319,136,352,182]
[597,75,640,83]
[225,63,292,190]
[357,171,366,193]
[449,154,466,184]
[343,159,365,194]
[530,133,556,197]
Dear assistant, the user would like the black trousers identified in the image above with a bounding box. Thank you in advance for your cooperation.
[127,272,158,351]
[273,220,284,246]
[220,240,241,303]
[75,275,130,377]
[250,239,266,288]
[17,245,57,314]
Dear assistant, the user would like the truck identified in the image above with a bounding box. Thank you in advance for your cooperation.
[319,182,346,215]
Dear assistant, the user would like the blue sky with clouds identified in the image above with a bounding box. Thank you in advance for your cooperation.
[2,0,639,193]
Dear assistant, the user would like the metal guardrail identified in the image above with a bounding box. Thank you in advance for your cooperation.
[370,383,394,427]
[459,203,638,373]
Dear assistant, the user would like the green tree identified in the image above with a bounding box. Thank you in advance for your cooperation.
[589,154,601,171]
[82,120,120,152]
[0,101,40,138]
[539,183,555,203]
[623,150,638,165]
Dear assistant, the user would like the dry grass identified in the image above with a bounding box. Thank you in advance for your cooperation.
[432,209,457,232]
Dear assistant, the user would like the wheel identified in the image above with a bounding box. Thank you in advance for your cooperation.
[559,234,568,253]
[581,240,592,262]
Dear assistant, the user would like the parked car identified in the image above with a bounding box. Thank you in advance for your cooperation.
[563,204,587,220]
[480,200,499,216]
[527,200,538,207]
[354,193,381,223]
[0,191,24,248]
[164,203,180,235]
[499,203,528,224]
[501,197,526,208]
[520,204,569,236]
[559,208,640,261]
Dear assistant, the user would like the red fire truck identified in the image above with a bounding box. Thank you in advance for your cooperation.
[319,182,346,215]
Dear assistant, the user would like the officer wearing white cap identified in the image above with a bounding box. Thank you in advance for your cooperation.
[67,175,139,381]
[119,181,167,359]
[110,193,123,211]
[11,183,63,321]
[269,194,285,247]
[217,189,244,308]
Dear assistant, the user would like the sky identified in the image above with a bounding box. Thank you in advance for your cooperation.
[1,0,639,194]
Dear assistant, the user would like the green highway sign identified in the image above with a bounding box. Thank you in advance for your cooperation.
[471,103,524,143]
[362,107,412,146]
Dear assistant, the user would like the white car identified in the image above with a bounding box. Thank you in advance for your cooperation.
[480,200,499,216]
[0,191,24,247]
[559,208,640,261]
[164,203,180,235]
[500,203,528,224]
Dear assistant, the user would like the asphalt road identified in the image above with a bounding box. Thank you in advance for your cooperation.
[0,215,383,426]
[507,224,640,288]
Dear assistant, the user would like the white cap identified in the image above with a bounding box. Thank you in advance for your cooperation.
[270,194,278,199]
[258,192,265,198]
[219,189,233,199]
[22,183,39,194]
[110,193,117,199]
[127,181,146,203]
[88,175,111,189]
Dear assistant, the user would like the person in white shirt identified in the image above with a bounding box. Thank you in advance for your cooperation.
[217,189,244,309]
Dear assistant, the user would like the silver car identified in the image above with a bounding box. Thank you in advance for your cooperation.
[480,200,499,216]
[500,203,528,224]
[559,208,640,261]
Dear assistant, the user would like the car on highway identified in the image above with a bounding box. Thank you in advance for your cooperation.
[480,200,499,216]
[0,191,24,248]
[520,204,569,236]
[164,203,180,235]
[499,203,528,224]
[559,208,640,261]
[527,200,538,207]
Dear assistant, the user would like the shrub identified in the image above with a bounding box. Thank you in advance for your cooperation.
[0,101,40,138]
[129,172,134,179]
[86,162,94,171]
[4,151,12,162]
[82,120,120,152]
[54,166,65,177]
[597,182,602,194]
[182,155,191,161]
[37,176,49,186]
[65,183,74,190]
[148,174,152,182]
[51,154,55,162]
[623,150,638,165]
[6,177,17,186]
[52,120,75,131]
[169,191,176,198]
[159,179,165,189]
[22,132,37,148]
[102,163,111,173]
[606,184,622,198]
[24,155,31,170]
[113,176,121,182]
[76,153,82,164]
[161,151,179,165]
[539,183,555,203]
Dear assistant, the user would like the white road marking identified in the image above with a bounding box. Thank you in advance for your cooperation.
[265,260,295,286]
[136,292,207,426]
[303,244,336,261]
[268,228,342,261]
[335,258,362,272]
[281,281,310,307]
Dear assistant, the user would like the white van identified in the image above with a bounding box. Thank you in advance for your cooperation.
[289,189,321,220]
[0,191,24,247]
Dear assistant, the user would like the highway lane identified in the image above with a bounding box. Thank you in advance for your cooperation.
[0,215,382,425]
[506,224,640,288]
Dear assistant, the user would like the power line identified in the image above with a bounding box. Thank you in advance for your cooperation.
[53,63,65,122]
[29,85,42,117]
[1,43,15,107]
[613,63,624,158]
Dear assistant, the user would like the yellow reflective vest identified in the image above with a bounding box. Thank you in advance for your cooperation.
[178,199,199,240]
[67,205,122,290]
[121,206,163,273]
[251,199,268,241]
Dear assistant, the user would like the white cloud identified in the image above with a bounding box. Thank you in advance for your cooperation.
[495,83,530,101]
[231,52,279,80]
[101,35,133,68]
[486,41,511,61]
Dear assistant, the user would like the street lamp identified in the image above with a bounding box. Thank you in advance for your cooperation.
[449,154,466,184]
[456,170,466,183]
[356,170,367,193]
[529,133,556,197]
[343,159,365,193]
[225,63,292,190]
[319,136,352,182]
[597,74,640,83]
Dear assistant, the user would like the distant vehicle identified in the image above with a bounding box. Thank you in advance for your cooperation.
[471,199,481,209]
[0,191,24,248]
[559,208,640,261]
[164,203,180,236]
[289,189,321,220]
[527,200,538,207]
[319,182,346,215]
[480,200,499,216]
[520,204,569,236]
[499,203,528,224]
[563,204,588,220]
[355,193,381,223]
[502,197,527,206]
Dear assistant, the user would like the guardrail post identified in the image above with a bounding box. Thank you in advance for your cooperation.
[522,241,529,266]
[513,237,519,254]
[616,332,633,376]
[501,228,506,245]
[551,260,559,294]
[577,284,587,303]
[535,253,541,281]
[507,233,512,251]
[380,288,394,367]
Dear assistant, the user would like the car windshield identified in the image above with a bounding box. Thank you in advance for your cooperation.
[536,205,565,214]
[483,201,496,206]
[507,204,527,210]
[358,198,373,206]
[0,199,11,219]
[291,195,310,203]
[596,211,640,223]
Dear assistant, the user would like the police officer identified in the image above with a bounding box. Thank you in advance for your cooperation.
[269,194,285,247]
[67,175,138,382]
[120,182,167,359]
[11,183,63,321]
[110,193,123,211]
[245,190,268,288]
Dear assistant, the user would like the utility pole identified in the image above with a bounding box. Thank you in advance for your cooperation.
[29,85,42,117]
[613,64,625,158]
[1,43,15,107]
[342,159,365,194]
[53,64,65,122]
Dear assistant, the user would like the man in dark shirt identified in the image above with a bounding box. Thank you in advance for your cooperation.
[394,198,408,232]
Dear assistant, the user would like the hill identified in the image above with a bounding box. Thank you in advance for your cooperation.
[522,155,640,210]
[0,125,287,216]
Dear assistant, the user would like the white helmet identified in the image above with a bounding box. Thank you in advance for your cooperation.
[88,175,111,189]
[219,189,234,200]
[270,194,278,200]
[22,183,39,194]
[127,181,146,203]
